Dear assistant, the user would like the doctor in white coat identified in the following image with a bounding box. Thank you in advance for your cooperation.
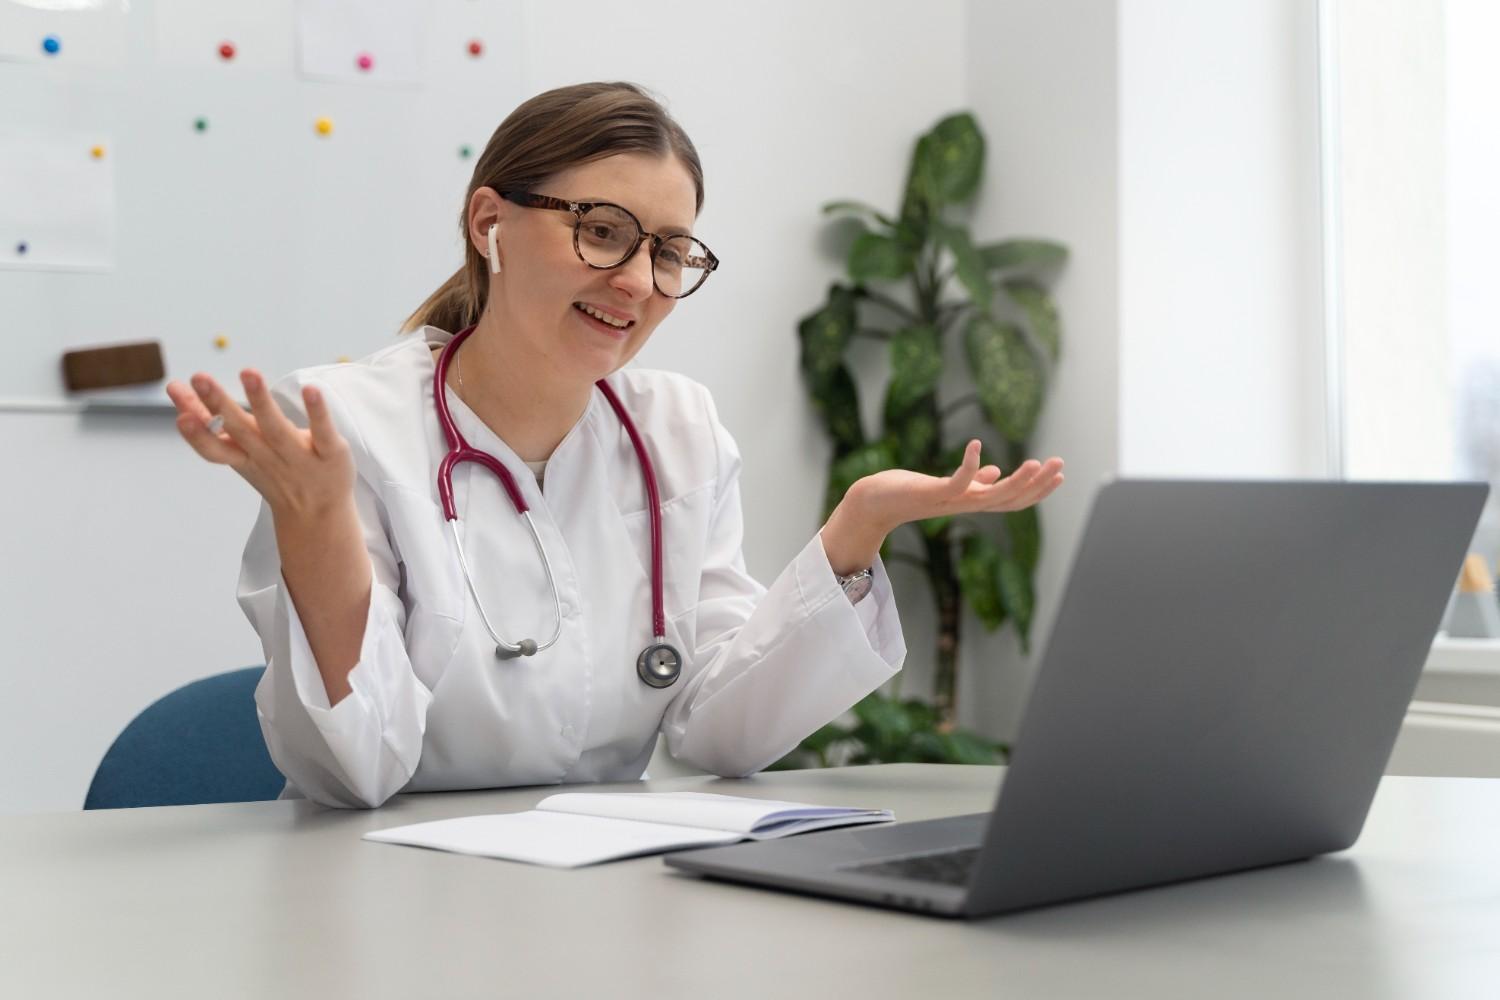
[164,82,1065,809]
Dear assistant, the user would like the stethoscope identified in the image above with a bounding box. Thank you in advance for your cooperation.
[433,324,683,689]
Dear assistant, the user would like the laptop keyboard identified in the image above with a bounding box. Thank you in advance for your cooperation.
[845,846,981,887]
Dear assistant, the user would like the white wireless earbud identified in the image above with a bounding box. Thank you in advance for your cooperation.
[487,223,501,275]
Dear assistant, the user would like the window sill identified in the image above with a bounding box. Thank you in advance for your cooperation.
[1417,636,1500,708]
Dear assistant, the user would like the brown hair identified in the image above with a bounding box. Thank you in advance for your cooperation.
[399,81,704,335]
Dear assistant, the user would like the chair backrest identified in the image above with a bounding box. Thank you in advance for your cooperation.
[84,666,286,809]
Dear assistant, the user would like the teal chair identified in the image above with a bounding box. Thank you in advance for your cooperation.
[84,666,286,809]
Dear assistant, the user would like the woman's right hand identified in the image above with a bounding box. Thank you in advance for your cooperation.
[165,369,357,522]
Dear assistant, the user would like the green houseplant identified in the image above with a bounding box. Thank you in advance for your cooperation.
[775,111,1069,769]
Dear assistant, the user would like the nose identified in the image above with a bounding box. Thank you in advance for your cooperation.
[608,240,656,301]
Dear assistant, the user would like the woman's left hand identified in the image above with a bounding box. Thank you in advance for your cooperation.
[820,439,1064,576]
[853,439,1065,534]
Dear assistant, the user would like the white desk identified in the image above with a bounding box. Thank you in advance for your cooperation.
[5,765,1500,998]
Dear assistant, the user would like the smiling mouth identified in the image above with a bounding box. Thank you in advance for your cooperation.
[573,302,635,330]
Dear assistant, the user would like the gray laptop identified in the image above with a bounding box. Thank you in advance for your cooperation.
[666,480,1489,918]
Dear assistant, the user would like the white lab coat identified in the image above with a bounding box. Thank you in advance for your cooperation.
[238,325,906,808]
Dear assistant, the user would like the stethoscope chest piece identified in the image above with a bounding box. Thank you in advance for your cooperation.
[637,641,683,689]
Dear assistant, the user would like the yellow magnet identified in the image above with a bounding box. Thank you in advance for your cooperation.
[337,355,351,364]
[315,117,334,136]
[213,335,230,350]
[90,145,106,160]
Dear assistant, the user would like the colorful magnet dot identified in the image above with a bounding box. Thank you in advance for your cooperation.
[16,242,27,256]
[458,145,472,159]
[314,117,334,136]
[356,52,374,71]
[90,145,106,160]
[42,35,61,56]
[467,39,483,57]
[194,117,209,132]
[219,42,236,60]
[337,356,351,364]
[213,335,230,350]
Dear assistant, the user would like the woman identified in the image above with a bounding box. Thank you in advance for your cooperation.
[164,82,1064,809]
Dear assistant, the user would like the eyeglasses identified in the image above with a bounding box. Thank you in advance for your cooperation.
[498,190,719,299]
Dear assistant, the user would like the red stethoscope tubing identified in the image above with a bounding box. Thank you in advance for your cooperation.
[432,324,667,642]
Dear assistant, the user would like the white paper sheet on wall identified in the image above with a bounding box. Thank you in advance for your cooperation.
[152,0,296,70]
[0,132,116,272]
[0,0,128,66]
[294,0,425,87]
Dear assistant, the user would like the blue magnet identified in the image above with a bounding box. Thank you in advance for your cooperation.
[16,242,28,256]
[42,35,61,56]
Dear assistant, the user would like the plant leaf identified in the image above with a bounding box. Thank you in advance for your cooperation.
[817,366,865,457]
[1004,505,1041,576]
[978,239,1069,277]
[847,231,913,282]
[796,284,857,388]
[924,113,985,204]
[963,314,1046,444]
[958,533,1008,630]
[997,554,1035,651]
[885,325,943,414]
[886,403,938,470]
[932,219,992,311]
[821,200,896,228]
[939,729,1004,765]
[1004,280,1061,362]
[824,439,898,519]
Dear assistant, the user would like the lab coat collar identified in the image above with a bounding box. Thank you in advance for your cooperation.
[417,325,606,482]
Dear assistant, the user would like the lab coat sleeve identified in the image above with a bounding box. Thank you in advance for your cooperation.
[237,377,434,809]
[659,390,906,777]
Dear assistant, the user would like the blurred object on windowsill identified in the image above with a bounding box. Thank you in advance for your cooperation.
[1440,553,1500,639]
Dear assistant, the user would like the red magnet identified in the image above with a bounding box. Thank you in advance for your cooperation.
[218,42,236,60]
[467,39,483,57]
[356,52,373,71]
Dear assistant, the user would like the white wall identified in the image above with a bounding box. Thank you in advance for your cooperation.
[1,0,1327,814]
[959,0,1120,739]
[0,0,968,815]
[953,0,1325,743]
[1118,0,1326,480]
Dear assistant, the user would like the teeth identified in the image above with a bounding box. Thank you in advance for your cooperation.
[577,303,630,328]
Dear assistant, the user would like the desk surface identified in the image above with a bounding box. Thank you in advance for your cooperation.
[6,764,1500,999]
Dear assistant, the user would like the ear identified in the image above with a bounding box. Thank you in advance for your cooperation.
[466,187,506,259]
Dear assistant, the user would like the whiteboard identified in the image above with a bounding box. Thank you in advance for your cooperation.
[0,0,524,409]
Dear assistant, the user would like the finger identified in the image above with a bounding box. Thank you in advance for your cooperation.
[1002,459,1064,509]
[947,439,982,495]
[241,369,298,454]
[190,373,280,470]
[975,464,1003,485]
[174,410,249,467]
[165,379,215,424]
[303,385,347,460]
[969,458,1044,510]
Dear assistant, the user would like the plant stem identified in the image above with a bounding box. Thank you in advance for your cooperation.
[941,393,980,420]
[886,552,930,574]
[860,289,920,326]
[925,523,962,728]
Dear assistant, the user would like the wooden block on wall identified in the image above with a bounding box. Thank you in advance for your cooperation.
[61,341,166,392]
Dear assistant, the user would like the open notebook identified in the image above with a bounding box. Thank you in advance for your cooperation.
[363,791,895,868]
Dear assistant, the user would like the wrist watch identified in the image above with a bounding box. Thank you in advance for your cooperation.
[837,567,874,605]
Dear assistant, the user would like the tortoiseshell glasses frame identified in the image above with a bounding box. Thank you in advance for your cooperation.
[498,190,719,299]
